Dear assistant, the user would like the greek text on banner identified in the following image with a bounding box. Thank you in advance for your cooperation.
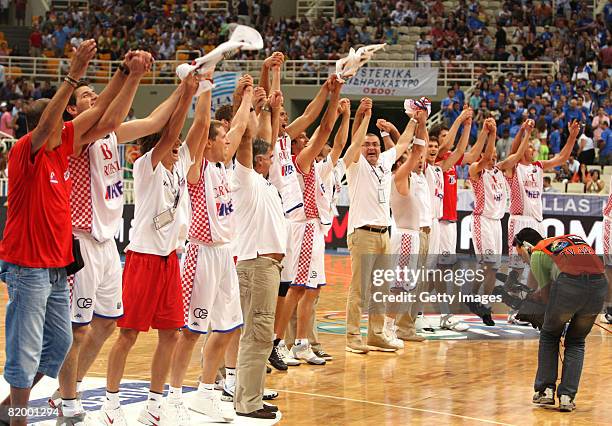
[341,67,439,97]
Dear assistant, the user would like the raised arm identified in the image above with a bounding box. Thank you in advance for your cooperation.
[78,52,152,148]
[296,77,342,173]
[462,117,489,164]
[186,80,213,184]
[227,75,254,157]
[150,74,198,168]
[438,109,474,170]
[259,52,284,95]
[343,99,372,167]
[330,98,351,165]
[115,82,183,143]
[32,40,96,153]
[376,119,400,150]
[540,120,581,170]
[285,75,332,139]
[236,118,254,169]
[509,121,527,155]
[393,115,423,185]
[438,104,471,157]
[352,97,372,137]
[497,120,534,172]
[469,119,496,179]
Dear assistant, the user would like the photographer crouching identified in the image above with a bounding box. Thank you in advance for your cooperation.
[512,228,608,412]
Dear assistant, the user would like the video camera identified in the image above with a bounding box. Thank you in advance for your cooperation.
[493,271,546,330]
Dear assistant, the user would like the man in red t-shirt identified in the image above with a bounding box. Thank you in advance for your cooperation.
[0,41,143,426]
[29,24,43,57]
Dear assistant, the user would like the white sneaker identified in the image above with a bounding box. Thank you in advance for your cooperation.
[532,388,555,405]
[440,314,469,332]
[163,399,191,425]
[100,405,128,426]
[137,407,162,426]
[278,341,301,366]
[56,412,87,426]
[49,390,83,410]
[415,313,436,333]
[559,394,576,412]
[291,342,326,365]
[383,318,404,349]
[189,390,235,422]
[508,310,530,326]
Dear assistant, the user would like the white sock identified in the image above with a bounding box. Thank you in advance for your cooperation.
[273,333,277,340]
[105,391,120,409]
[225,368,236,389]
[278,339,285,347]
[197,383,215,395]
[61,398,83,416]
[295,338,308,347]
[168,386,182,401]
[146,391,163,412]
[76,381,82,393]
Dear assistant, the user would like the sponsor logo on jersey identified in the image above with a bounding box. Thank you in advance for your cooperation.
[105,180,124,200]
[104,160,121,177]
[550,240,570,253]
[50,171,58,184]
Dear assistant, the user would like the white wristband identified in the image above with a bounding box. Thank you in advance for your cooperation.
[413,137,426,146]
[380,131,390,138]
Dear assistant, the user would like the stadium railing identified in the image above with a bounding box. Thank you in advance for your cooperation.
[0,56,557,88]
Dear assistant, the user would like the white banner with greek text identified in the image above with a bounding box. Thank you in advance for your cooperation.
[340,67,438,97]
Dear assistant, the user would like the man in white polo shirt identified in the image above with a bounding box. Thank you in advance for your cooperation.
[232,90,286,420]
[344,98,412,354]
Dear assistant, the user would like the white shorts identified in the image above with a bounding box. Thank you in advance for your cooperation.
[508,215,545,269]
[471,215,502,269]
[69,233,123,325]
[426,218,440,268]
[180,242,243,334]
[391,228,420,290]
[604,217,612,266]
[437,221,457,265]
[281,220,326,289]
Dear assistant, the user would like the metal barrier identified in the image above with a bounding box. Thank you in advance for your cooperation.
[0,56,557,88]
[297,0,336,19]
[192,0,229,13]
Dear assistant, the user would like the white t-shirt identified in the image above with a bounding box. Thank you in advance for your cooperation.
[127,144,193,256]
[411,171,432,227]
[232,162,287,261]
[425,163,444,220]
[579,134,595,151]
[346,148,397,236]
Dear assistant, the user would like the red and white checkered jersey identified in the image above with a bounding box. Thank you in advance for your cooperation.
[268,133,306,221]
[437,152,463,222]
[604,176,612,220]
[70,132,123,242]
[471,166,507,220]
[425,163,444,220]
[506,162,543,221]
[187,160,233,244]
[295,155,339,233]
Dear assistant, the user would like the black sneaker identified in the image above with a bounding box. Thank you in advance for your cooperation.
[465,301,495,326]
[268,344,288,371]
[266,365,272,374]
[482,313,495,326]
[313,348,333,361]
[236,409,276,419]
[605,306,612,324]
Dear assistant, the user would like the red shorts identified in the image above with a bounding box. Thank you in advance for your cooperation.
[118,250,183,331]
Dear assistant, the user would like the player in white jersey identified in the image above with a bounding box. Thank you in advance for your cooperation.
[271,77,342,366]
[101,74,201,426]
[505,119,581,320]
[166,74,253,424]
[386,110,427,345]
[261,58,335,369]
[51,52,181,423]
[467,119,507,326]
[503,119,580,323]
[603,176,612,323]
[419,108,473,332]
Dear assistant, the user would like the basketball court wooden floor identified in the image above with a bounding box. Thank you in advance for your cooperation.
[1,253,611,425]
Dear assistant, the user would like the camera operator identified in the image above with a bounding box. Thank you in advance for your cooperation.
[512,228,607,412]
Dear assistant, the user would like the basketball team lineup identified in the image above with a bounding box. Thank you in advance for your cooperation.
[0,24,611,426]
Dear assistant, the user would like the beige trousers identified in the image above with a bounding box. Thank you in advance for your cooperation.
[346,228,391,346]
[234,256,282,414]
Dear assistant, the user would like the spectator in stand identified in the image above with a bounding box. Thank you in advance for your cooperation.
[599,121,612,164]
[593,109,610,142]
[577,125,596,165]
[543,176,558,192]
[415,32,433,64]
[567,155,580,175]
[497,128,513,160]
[586,169,605,193]
[556,162,572,182]
[0,103,14,137]
[29,25,43,57]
